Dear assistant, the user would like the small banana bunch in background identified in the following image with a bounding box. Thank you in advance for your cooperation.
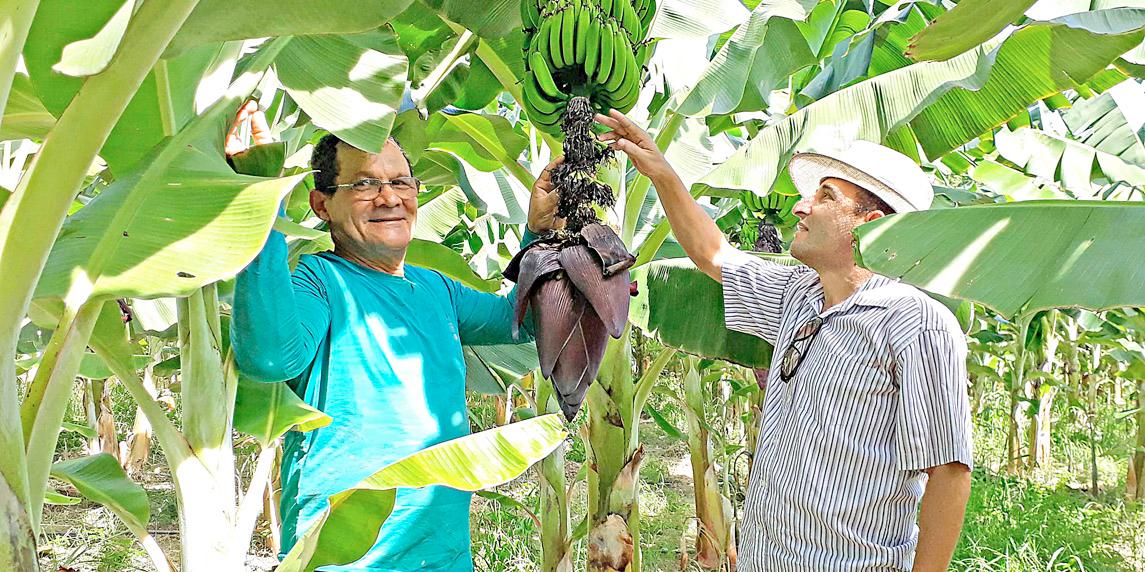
[520,0,656,133]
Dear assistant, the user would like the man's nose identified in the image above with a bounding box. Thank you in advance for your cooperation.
[373,188,404,208]
[792,197,812,218]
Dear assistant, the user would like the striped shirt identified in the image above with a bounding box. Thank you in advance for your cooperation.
[721,253,973,572]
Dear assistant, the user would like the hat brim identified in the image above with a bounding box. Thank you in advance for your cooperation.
[788,152,916,214]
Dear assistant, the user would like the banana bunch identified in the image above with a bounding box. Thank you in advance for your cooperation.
[520,0,656,133]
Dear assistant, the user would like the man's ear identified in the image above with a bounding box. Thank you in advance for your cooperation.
[310,189,332,221]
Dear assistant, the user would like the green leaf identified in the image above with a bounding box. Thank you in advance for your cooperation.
[24,1,229,173]
[60,421,96,440]
[630,257,787,368]
[907,0,1039,62]
[228,142,287,178]
[78,352,149,380]
[407,239,501,292]
[1062,84,1145,168]
[676,11,815,116]
[464,343,540,395]
[413,187,466,241]
[0,73,54,141]
[911,9,1145,158]
[34,41,304,303]
[44,490,81,505]
[421,0,521,41]
[428,113,528,174]
[50,453,149,535]
[52,0,134,77]
[995,126,1145,199]
[233,377,332,449]
[277,414,567,572]
[165,0,416,57]
[644,405,686,440]
[701,8,1145,195]
[276,28,408,154]
[853,201,1145,318]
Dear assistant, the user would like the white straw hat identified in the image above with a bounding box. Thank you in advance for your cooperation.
[787,141,933,213]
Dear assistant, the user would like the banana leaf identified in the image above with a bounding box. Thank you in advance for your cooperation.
[853,201,1145,318]
[276,414,567,572]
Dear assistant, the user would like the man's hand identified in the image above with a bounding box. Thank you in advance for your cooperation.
[595,109,672,182]
[225,100,272,157]
[527,157,566,233]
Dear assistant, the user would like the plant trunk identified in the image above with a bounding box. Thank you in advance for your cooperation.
[586,334,641,572]
[1088,346,1101,497]
[536,376,573,572]
[1027,312,1059,475]
[682,360,733,570]
[20,301,102,533]
[175,286,240,571]
[0,471,36,571]
[1005,321,1029,475]
[1133,378,1145,501]
[97,379,121,462]
[0,0,199,552]
[262,445,282,555]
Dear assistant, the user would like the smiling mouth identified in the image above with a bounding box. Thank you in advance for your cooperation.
[369,217,405,223]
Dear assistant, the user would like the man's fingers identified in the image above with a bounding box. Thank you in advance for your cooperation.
[250,109,272,145]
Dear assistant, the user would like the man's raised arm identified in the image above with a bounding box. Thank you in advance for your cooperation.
[595,110,735,283]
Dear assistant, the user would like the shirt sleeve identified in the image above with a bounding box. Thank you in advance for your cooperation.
[231,229,332,383]
[893,329,974,472]
[720,251,809,345]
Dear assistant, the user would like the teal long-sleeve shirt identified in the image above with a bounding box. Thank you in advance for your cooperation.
[231,229,535,571]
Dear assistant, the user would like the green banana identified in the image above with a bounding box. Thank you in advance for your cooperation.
[521,0,541,31]
[638,0,656,36]
[603,23,630,93]
[584,9,602,79]
[594,19,615,85]
[524,73,567,117]
[560,3,576,69]
[549,7,566,68]
[530,51,564,99]
[600,0,614,21]
[617,0,640,40]
[534,18,557,69]
[574,1,591,65]
[608,48,640,112]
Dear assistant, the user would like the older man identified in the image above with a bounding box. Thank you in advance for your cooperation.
[229,106,562,571]
[597,110,973,572]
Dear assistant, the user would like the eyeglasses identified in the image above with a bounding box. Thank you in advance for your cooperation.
[325,176,422,201]
[779,316,825,383]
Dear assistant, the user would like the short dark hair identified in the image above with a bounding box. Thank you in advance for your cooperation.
[310,134,412,195]
[853,187,896,215]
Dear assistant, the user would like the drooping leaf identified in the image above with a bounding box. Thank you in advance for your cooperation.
[427,112,529,174]
[234,378,332,449]
[44,490,81,505]
[464,342,540,394]
[228,142,287,178]
[420,0,521,41]
[700,8,1145,195]
[907,0,1039,61]
[995,126,1145,199]
[51,0,134,77]
[911,8,1145,158]
[676,10,816,116]
[630,257,791,368]
[1061,82,1145,167]
[407,240,502,292]
[50,453,149,535]
[276,28,408,154]
[34,40,303,303]
[165,0,416,57]
[853,201,1145,318]
[276,414,567,572]
[0,73,54,141]
[24,0,230,173]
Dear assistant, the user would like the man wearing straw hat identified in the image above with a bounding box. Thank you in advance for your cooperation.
[597,110,972,572]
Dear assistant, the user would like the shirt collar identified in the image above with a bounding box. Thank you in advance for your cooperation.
[806,273,897,318]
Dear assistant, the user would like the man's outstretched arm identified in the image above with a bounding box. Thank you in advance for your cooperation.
[596,110,735,283]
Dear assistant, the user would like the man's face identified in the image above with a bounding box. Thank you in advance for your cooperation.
[789,177,884,268]
[311,140,416,257]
